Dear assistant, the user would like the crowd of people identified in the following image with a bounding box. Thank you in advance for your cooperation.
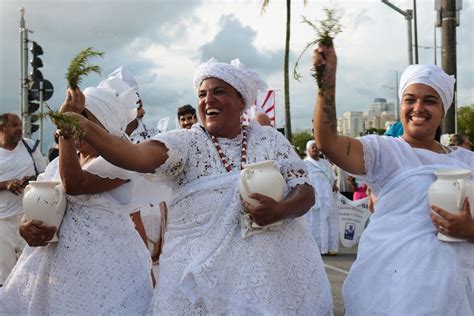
[0,42,472,315]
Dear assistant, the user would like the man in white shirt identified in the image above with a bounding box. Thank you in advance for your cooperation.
[0,113,46,285]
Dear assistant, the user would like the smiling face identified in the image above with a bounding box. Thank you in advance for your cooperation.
[400,83,444,143]
[179,113,197,129]
[198,78,245,138]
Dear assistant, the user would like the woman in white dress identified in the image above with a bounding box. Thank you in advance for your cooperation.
[304,140,339,255]
[0,86,153,315]
[312,44,473,315]
[58,58,334,315]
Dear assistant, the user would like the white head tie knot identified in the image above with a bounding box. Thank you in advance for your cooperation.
[398,64,455,114]
[84,86,135,138]
[193,58,267,110]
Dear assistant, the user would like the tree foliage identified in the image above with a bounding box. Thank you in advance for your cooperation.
[291,129,313,158]
[457,105,474,144]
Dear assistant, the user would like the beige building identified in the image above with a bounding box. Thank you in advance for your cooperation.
[342,111,364,137]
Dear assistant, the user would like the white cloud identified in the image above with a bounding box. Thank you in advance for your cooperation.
[1,0,472,147]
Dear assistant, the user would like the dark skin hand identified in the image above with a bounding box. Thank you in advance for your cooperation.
[431,198,474,241]
[3,176,34,195]
[19,217,57,247]
[243,193,280,227]
[242,184,315,227]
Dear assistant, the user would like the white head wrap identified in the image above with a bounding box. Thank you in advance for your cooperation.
[398,64,455,114]
[107,65,139,92]
[306,140,316,152]
[98,67,140,124]
[193,58,268,110]
[84,86,137,137]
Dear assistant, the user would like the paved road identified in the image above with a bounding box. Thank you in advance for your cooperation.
[322,244,358,316]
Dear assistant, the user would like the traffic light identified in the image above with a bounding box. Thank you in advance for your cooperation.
[30,41,43,81]
[27,91,40,134]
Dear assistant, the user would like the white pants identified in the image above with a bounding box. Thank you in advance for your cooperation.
[0,214,26,284]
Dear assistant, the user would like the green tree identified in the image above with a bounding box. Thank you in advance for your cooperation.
[457,105,474,144]
[291,129,313,158]
[261,0,308,141]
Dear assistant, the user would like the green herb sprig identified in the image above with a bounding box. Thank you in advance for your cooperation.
[293,8,342,91]
[40,103,85,139]
[66,47,104,89]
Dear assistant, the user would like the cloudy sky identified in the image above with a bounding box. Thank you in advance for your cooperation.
[1,0,473,148]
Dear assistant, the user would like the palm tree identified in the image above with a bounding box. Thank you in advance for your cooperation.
[261,0,307,141]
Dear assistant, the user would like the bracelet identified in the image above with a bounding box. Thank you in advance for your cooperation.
[55,129,73,140]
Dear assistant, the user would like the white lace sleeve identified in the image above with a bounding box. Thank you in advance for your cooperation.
[150,129,193,178]
[271,130,310,189]
[83,156,134,180]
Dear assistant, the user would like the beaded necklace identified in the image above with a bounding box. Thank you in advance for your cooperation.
[203,126,248,172]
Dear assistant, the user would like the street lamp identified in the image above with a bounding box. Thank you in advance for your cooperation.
[381,0,414,65]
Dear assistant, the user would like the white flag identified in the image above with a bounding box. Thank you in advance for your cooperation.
[157,117,170,133]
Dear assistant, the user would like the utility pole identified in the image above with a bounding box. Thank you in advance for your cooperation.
[19,8,31,138]
[283,0,292,141]
[440,0,457,134]
[413,0,419,63]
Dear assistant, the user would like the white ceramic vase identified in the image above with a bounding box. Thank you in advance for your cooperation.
[23,181,67,242]
[427,169,474,242]
[239,160,286,206]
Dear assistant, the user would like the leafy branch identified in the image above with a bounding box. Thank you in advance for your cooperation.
[293,8,342,91]
[66,47,104,89]
[40,103,85,139]
[40,47,105,139]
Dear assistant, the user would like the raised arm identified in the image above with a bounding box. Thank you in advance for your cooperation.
[57,88,169,174]
[78,117,168,173]
[312,45,365,175]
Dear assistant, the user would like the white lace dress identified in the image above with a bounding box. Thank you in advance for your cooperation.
[342,135,474,315]
[0,157,153,315]
[148,122,333,315]
[304,157,339,254]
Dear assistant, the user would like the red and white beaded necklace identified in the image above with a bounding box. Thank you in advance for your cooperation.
[203,126,248,172]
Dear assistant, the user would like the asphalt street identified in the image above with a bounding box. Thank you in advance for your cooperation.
[322,244,358,316]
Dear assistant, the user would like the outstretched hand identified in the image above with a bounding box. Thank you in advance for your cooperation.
[19,217,57,247]
[430,198,474,241]
[242,193,282,226]
[59,88,85,114]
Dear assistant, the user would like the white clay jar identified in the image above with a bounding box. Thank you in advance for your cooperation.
[428,169,474,242]
[23,181,67,242]
[239,160,286,206]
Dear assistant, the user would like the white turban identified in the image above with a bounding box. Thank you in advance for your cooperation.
[398,64,455,114]
[193,58,268,110]
[306,140,316,152]
[98,66,140,124]
[84,86,137,137]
